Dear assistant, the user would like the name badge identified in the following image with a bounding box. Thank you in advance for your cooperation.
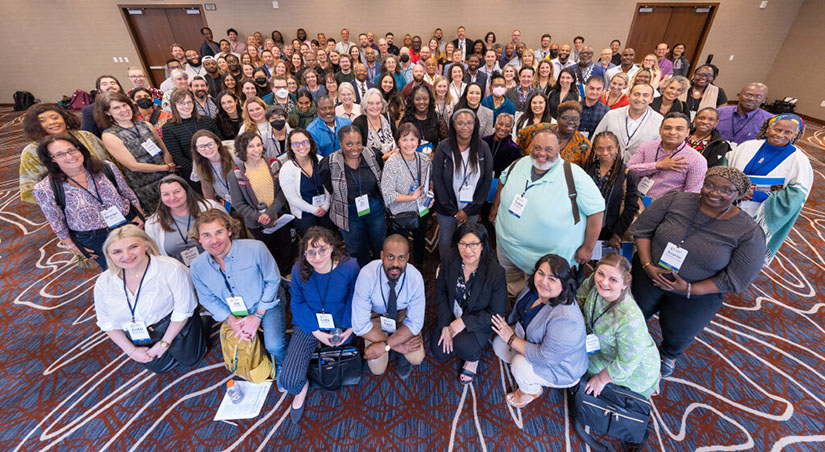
[585,333,601,354]
[100,206,127,228]
[226,296,249,316]
[380,316,397,333]
[458,183,474,204]
[452,300,463,319]
[508,194,528,218]
[417,192,431,216]
[141,139,163,158]
[658,242,688,272]
[180,247,200,267]
[223,200,232,213]
[316,312,335,330]
[355,194,370,216]
[312,194,326,207]
[637,177,655,196]
[125,320,151,344]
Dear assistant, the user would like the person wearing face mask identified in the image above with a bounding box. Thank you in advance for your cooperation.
[264,105,292,158]
[490,128,605,298]
[481,73,516,124]
[307,96,353,158]
[398,48,414,84]
[130,88,172,138]
[269,76,296,116]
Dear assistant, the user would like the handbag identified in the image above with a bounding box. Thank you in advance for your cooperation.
[308,345,362,390]
[219,322,276,384]
[390,210,420,231]
[569,377,651,450]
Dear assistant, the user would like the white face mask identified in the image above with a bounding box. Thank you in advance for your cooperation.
[492,86,506,97]
[275,88,289,98]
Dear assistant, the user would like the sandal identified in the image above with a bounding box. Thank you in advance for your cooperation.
[459,368,477,385]
[506,388,542,408]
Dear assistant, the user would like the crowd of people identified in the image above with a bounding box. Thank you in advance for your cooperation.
[17,24,815,450]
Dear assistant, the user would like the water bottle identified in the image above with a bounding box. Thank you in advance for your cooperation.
[330,327,343,346]
[226,380,244,404]
[257,202,267,214]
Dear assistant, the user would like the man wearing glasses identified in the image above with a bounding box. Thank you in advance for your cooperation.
[126,67,163,100]
[351,235,426,380]
[716,83,772,144]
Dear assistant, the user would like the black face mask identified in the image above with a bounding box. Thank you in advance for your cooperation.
[399,54,410,63]
[135,98,154,109]
[255,76,267,85]
[550,50,559,58]
[270,119,286,130]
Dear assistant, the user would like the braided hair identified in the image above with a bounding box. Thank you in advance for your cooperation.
[582,131,624,198]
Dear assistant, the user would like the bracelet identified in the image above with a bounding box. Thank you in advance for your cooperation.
[687,282,692,299]
[642,262,652,270]
[507,333,516,350]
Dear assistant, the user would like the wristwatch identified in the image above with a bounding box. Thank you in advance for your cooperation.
[254,310,265,319]
[383,341,391,352]
[159,340,170,349]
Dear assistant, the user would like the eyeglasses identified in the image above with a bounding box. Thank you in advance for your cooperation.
[702,182,737,196]
[457,241,482,251]
[305,246,331,258]
[128,74,145,79]
[559,115,580,122]
[694,72,714,79]
[49,148,81,160]
[291,140,310,148]
[177,100,194,106]
[455,121,475,129]
[196,142,217,151]
[741,93,764,100]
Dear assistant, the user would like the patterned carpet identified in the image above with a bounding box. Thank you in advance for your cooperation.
[1,106,824,451]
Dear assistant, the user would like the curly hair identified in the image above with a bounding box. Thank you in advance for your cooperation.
[23,103,82,142]
[298,226,349,282]
[582,131,624,197]
[755,114,805,145]
[234,130,263,162]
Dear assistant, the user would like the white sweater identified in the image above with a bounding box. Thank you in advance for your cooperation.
[279,156,332,219]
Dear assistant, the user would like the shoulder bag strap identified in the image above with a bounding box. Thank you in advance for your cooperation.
[563,160,580,224]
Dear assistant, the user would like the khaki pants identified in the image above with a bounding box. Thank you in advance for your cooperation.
[497,245,527,300]
[364,310,426,375]
[493,336,556,395]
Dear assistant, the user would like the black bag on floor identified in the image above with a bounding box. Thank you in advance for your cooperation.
[13,91,36,111]
[569,377,651,450]
[308,345,362,390]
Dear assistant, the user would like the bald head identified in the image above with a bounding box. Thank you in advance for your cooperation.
[737,82,769,113]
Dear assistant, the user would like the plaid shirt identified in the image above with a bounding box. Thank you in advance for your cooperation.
[579,100,610,139]
[324,150,381,231]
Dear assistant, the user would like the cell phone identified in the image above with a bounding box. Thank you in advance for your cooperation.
[662,273,676,282]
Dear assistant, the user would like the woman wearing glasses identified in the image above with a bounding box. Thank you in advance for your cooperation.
[280,226,359,424]
[432,222,508,385]
[686,64,727,121]
[279,129,334,234]
[630,167,765,378]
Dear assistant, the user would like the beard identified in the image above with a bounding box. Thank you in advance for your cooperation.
[531,154,557,171]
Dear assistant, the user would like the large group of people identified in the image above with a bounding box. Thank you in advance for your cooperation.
[18,23,814,450]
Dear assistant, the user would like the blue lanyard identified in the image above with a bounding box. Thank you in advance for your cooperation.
[122,257,151,323]
[346,159,364,195]
[219,266,235,297]
[625,110,649,142]
[314,270,333,313]
[67,172,104,205]
[378,265,407,312]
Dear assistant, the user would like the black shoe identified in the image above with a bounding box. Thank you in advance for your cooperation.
[397,355,412,380]
[621,441,646,452]
[290,402,305,425]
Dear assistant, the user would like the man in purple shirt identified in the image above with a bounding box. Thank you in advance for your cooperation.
[716,83,772,144]
[655,43,673,80]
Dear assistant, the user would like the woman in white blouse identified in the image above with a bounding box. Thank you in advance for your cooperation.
[335,83,361,120]
[278,128,334,234]
[448,64,468,101]
[93,225,207,373]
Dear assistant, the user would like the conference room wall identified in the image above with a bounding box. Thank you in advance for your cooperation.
[0,0,804,110]
[764,0,825,121]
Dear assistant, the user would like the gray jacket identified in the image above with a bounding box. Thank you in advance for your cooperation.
[509,288,588,386]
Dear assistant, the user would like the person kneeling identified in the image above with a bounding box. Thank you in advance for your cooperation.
[93,225,207,373]
[352,234,426,380]
[491,254,587,408]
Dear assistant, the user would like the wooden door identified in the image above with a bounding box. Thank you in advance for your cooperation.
[625,3,718,75]
[120,5,207,87]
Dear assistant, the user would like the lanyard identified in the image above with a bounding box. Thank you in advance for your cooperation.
[743,143,790,175]
[402,154,421,185]
[219,266,235,297]
[117,124,142,141]
[211,165,230,192]
[299,159,323,195]
[67,172,104,205]
[654,142,687,162]
[122,257,151,323]
[180,118,200,137]
[731,111,756,139]
[314,269,333,313]
[624,110,649,143]
[491,139,503,160]
[378,265,407,312]
[346,159,364,195]
[520,167,550,196]
[172,214,191,245]
[459,152,472,188]
[588,298,610,332]
[680,204,730,246]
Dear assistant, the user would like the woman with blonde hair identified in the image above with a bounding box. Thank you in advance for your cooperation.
[640,54,662,89]
[432,76,454,125]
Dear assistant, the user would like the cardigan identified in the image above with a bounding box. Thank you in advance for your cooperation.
[279,156,332,219]
[144,198,223,257]
[227,159,288,230]
[592,106,663,162]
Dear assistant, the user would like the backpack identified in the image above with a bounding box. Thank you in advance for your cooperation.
[13,91,36,111]
[219,322,275,383]
[68,90,91,111]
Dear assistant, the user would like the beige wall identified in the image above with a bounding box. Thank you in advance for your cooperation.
[764,0,825,120]
[0,0,807,110]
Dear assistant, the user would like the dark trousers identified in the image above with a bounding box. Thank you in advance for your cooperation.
[631,255,724,361]
[142,314,208,373]
[430,327,488,362]
[341,199,386,268]
[251,225,294,277]
[74,228,111,270]
[388,212,428,269]
[294,211,336,236]
[279,325,354,395]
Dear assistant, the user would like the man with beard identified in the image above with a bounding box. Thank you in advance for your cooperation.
[534,34,552,61]
[550,44,575,81]
[549,42,560,60]
[464,54,487,96]
[199,27,220,57]
[216,39,238,60]
[306,96,353,157]
[490,128,605,297]
[351,235,426,380]
[82,75,124,137]
[409,35,423,63]
[401,63,431,100]
[571,46,604,94]
[184,49,205,77]
[200,57,222,98]
[386,32,400,55]
[190,76,218,118]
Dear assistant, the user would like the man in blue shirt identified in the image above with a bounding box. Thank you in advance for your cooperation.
[579,76,610,140]
[716,83,772,144]
[189,209,287,376]
[351,235,426,380]
[307,96,352,157]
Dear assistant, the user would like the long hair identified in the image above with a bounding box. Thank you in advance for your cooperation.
[453,82,484,111]
[526,254,577,307]
[169,88,201,123]
[93,91,137,130]
[36,134,105,183]
[582,131,624,197]
[191,129,233,186]
[553,67,577,92]
[593,253,633,313]
[286,128,319,163]
[154,174,212,232]
[215,90,241,137]
[448,109,481,175]
[102,225,160,275]
[241,96,267,132]
[400,84,439,133]
[23,103,81,142]
[234,130,262,162]
[298,226,349,282]
[515,92,551,131]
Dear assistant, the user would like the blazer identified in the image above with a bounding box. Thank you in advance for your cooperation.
[475,105,495,139]
[278,156,332,219]
[505,86,536,112]
[436,251,508,342]
[349,79,374,104]
[451,38,473,60]
[432,139,494,217]
[464,71,488,97]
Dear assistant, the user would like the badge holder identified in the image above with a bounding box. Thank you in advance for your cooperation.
[380,316,397,334]
[226,296,249,317]
[355,194,370,216]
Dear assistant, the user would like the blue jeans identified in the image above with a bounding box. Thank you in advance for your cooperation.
[342,198,386,267]
[261,289,288,364]
[73,228,111,271]
[435,212,479,259]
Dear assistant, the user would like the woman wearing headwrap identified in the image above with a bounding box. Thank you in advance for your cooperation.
[724,113,813,265]
[629,166,766,378]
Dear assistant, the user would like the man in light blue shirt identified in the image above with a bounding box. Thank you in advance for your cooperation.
[351,235,426,379]
[189,209,287,374]
[307,96,352,157]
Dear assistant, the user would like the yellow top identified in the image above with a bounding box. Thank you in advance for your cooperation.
[246,165,274,208]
